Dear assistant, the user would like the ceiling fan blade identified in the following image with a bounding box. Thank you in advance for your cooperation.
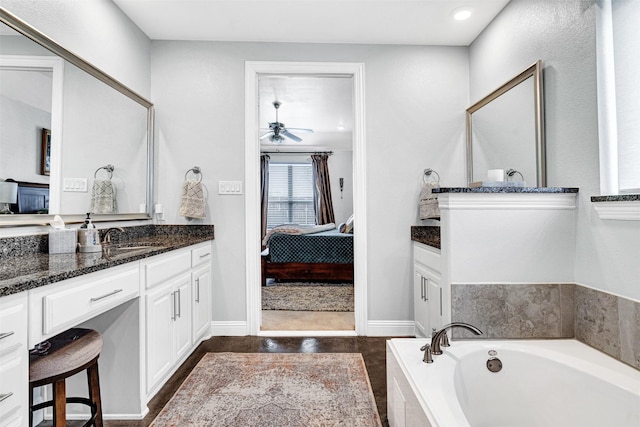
[282,130,303,142]
[260,131,274,140]
[286,128,314,134]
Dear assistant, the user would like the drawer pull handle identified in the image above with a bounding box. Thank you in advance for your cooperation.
[0,392,13,403]
[0,331,14,341]
[90,289,123,302]
[199,253,211,258]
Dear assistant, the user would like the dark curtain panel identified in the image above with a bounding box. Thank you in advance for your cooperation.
[260,154,270,243]
[311,153,335,225]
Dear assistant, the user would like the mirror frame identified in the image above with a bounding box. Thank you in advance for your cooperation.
[466,60,546,187]
[0,7,154,226]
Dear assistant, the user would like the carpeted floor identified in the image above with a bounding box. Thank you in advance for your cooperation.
[150,352,382,427]
[262,282,354,312]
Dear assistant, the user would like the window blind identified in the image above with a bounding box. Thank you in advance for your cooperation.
[267,163,315,228]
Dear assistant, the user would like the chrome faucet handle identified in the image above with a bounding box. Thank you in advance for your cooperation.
[420,344,433,364]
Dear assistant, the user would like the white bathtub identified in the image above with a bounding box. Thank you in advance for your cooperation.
[386,338,640,427]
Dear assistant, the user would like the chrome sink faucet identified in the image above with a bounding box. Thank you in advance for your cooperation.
[102,227,125,244]
[431,322,483,355]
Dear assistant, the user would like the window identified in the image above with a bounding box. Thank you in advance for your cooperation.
[597,0,640,194]
[267,163,315,228]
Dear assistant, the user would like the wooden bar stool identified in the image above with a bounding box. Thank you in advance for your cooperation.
[29,328,103,427]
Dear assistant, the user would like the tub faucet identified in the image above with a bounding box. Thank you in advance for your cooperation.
[102,227,125,244]
[430,322,483,355]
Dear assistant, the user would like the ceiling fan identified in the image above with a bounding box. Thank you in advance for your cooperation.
[260,101,313,143]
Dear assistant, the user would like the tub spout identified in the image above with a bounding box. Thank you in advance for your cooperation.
[431,322,483,355]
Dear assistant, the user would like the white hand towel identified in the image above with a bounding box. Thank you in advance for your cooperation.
[419,181,440,219]
[178,179,206,219]
[90,179,117,214]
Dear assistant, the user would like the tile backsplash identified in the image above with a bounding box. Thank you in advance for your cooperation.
[452,283,640,370]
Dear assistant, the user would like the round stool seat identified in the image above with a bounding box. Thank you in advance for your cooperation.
[30,328,102,386]
[29,328,103,427]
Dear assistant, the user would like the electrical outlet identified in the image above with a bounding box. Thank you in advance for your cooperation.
[218,181,243,195]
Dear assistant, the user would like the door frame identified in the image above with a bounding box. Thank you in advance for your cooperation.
[244,61,367,335]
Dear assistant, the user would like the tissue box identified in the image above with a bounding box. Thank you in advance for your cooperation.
[48,229,77,254]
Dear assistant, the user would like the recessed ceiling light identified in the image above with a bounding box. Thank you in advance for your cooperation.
[453,8,472,21]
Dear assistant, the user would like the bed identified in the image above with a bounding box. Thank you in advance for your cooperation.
[261,228,353,286]
[7,180,49,214]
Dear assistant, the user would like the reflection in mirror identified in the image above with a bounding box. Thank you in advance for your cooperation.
[466,60,545,187]
[0,8,153,226]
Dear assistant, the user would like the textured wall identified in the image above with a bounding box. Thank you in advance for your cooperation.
[470,0,640,300]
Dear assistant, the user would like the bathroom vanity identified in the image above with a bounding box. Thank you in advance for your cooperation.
[0,225,214,425]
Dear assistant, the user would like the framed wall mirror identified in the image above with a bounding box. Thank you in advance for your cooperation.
[0,7,154,226]
[466,60,546,187]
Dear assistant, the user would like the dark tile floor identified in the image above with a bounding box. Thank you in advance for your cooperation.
[38,336,392,427]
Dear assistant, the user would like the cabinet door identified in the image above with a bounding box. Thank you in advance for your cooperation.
[173,273,192,362]
[425,271,442,334]
[413,265,430,338]
[145,282,174,392]
[191,265,211,343]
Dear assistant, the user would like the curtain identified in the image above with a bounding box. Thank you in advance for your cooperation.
[260,154,270,244]
[311,153,335,225]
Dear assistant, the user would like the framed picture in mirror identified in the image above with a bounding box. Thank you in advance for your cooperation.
[40,128,51,176]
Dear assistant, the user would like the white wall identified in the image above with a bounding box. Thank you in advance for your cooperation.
[329,150,353,226]
[470,0,640,300]
[0,0,150,97]
[151,41,469,325]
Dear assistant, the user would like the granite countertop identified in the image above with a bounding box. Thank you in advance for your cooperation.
[411,226,440,249]
[433,187,579,193]
[0,225,214,297]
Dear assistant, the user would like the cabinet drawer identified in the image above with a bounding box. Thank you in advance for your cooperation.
[144,250,191,289]
[191,243,212,268]
[0,294,27,355]
[31,265,139,342]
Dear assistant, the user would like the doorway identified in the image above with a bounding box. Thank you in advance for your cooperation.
[244,61,367,336]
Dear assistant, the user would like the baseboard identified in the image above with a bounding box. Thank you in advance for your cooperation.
[210,320,248,336]
[366,320,416,337]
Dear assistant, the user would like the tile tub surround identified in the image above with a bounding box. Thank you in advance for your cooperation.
[451,283,640,370]
[410,225,441,249]
[0,224,214,297]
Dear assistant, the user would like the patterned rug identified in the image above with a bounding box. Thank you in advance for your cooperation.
[262,282,354,312]
[150,353,382,427]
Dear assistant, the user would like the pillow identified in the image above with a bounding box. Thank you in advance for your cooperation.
[342,214,354,233]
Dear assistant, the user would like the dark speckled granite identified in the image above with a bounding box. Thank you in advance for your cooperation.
[0,225,214,297]
[410,226,440,249]
[591,194,640,202]
[433,187,579,193]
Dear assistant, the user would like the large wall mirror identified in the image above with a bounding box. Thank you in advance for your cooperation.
[0,7,153,226]
[466,60,546,187]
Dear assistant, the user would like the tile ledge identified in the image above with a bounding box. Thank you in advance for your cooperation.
[591,196,640,221]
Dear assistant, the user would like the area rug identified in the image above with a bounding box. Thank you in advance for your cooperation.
[262,282,354,312]
[150,352,382,427]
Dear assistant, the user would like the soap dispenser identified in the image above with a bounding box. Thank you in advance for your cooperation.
[77,213,102,253]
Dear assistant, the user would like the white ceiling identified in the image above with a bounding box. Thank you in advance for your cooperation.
[113,0,511,151]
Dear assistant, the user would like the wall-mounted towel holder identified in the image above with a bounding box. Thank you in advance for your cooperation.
[185,166,203,183]
[423,168,440,184]
[94,164,114,179]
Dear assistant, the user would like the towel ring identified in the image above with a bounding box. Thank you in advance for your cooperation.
[423,168,440,184]
[94,164,114,179]
[185,166,203,183]
[506,168,524,181]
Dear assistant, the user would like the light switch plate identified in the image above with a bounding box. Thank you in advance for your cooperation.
[218,181,243,195]
[63,178,88,192]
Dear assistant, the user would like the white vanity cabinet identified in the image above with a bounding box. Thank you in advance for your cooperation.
[0,292,28,427]
[413,243,442,338]
[143,242,212,396]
